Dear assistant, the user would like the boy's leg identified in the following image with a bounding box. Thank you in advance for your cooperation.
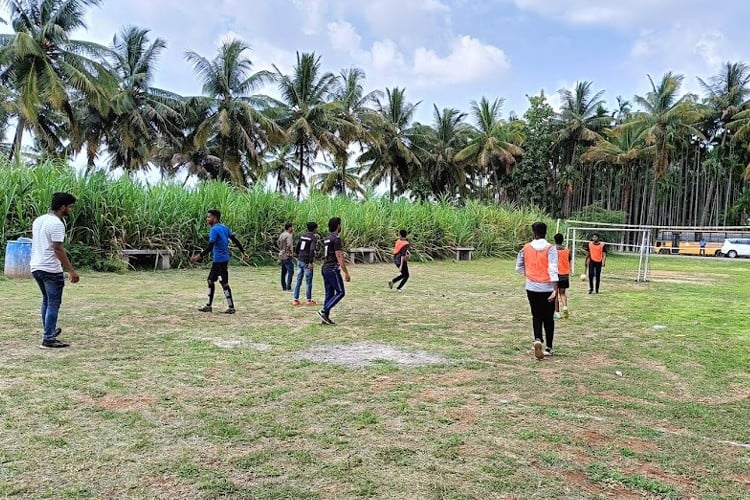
[396,261,409,289]
[305,265,314,301]
[285,260,294,291]
[293,261,305,300]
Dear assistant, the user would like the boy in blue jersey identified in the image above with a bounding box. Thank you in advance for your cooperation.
[191,210,249,313]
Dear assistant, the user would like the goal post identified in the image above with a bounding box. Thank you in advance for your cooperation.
[565,220,750,283]
[565,222,653,282]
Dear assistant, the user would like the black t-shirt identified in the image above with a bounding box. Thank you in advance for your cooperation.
[296,231,318,264]
[322,233,343,270]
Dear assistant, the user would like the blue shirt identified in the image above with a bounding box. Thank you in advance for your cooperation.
[209,224,234,263]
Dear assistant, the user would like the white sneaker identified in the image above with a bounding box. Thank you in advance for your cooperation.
[544,348,554,357]
[533,340,544,360]
[553,312,562,319]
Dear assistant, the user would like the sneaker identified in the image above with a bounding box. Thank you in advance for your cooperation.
[40,339,70,349]
[533,340,544,360]
[292,300,301,306]
[544,348,554,357]
[198,305,212,312]
[388,280,393,289]
[588,289,593,294]
[224,308,235,314]
[553,312,562,320]
[305,300,317,306]
[563,307,569,319]
[54,327,62,338]
[317,310,334,325]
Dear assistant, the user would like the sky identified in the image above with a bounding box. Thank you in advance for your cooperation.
[3,0,750,128]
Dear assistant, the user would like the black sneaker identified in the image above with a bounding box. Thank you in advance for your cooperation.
[544,348,554,357]
[224,308,236,314]
[317,310,334,325]
[40,339,70,349]
[198,305,212,312]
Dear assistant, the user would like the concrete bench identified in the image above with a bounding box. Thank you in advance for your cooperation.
[121,249,172,270]
[453,247,475,261]
[349,247,376,264]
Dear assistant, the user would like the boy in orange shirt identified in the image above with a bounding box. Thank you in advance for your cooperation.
[553,233,571,319]
[388,229,410,291]
[585,233,606,294]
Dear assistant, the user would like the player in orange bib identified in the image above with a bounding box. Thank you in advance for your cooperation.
[554,233,571,318]
[585,233,607,294]
[516,222,559,360]
[388,229,411,291]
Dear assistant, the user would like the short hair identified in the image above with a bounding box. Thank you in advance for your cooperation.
[328,217,342,233]
[207,209,221,220]
[554,233,563,245]
[284,222,293,230]
[306,221,318,232]
[592,232,600,238]
[51,192,76,211]
[399,229,407,238]
[531,222,547,238]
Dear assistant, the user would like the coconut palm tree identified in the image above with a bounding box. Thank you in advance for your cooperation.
[273,52,346,199]
[262,144,299,194]
[104,27,183,172]
[626,72,704,224]
[359,87,421,200]
[312,155,365,197]
[454,97,524,202]
[330,67,380,197]
[552,81,611,216]
[581,125,649,222]
[698,62,750,225]
[185,38,283,185]
[0,0,116,160]
[411,106,472,199]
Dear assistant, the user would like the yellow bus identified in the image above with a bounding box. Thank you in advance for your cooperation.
[654,231,742,256]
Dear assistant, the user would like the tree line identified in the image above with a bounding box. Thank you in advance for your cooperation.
[2,0,750,227]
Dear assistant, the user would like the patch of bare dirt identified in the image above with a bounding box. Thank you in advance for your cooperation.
[579,429,610,447]
[293,342,450,368]
[620,438,658,454]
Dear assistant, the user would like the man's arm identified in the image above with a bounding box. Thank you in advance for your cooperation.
[230,235,249,260]
[548,247,559,301]
[335,249,350,282]
[515,249,525,275]
[53,242,79,283]
[192,242,214,263]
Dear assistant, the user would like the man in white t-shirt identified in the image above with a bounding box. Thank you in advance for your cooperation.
[30,192,79,348]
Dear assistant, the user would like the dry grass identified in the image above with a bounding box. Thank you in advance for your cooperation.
[0,255,749,498]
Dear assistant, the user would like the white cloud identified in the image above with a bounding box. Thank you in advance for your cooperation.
[510,0,705,28]
[413,35,510,84]
[326,21,362,54]
[370,39,408,74]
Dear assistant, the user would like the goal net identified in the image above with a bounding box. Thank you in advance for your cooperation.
[564,221,653,282]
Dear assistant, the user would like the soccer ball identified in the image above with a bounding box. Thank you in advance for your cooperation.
[580,273,587,281]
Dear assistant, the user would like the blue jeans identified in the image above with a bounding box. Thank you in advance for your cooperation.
[293,261,314,300]
[32,270,65,341]
[280,258,294,290]
[322,267,345,314]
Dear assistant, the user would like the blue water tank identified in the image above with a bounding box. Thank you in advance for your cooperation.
[4,237,33,279]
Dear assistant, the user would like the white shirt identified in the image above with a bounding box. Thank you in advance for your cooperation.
[30,213,66,273]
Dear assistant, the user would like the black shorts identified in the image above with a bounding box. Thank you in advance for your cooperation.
[208,261,229,284]
[557,276,570,289]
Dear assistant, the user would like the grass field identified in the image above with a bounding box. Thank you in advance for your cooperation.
[1,255,749,499]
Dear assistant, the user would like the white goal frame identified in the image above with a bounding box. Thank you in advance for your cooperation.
[565,220,750,283]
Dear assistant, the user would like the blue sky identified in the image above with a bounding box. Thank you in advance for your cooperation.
[5,0,750,123]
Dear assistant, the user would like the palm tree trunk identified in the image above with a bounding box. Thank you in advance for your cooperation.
[8,118,25,161]
[699,175,716,227]
[647,177,658,226]
[297,140,305,201]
